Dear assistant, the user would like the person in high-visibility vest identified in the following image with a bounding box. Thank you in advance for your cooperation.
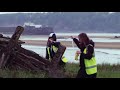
[71,33,97,78]
[46,33,68,71]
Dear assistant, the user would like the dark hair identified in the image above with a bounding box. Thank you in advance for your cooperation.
[52,33,56,41]
[78,33,90,45]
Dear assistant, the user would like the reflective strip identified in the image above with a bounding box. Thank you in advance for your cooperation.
[47,47,51,60]
[52,46,58,53]
[62,56,68,63]
[86,65,97,69]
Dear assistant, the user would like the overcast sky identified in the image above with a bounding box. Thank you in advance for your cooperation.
[0,12,115,14]
[0,12,48,14]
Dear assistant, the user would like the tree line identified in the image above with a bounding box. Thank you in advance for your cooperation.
[0,12,119,33]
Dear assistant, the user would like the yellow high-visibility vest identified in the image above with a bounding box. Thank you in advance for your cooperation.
[62,56,68,63]
[47,47,52,61]
[47,45,68,63]
[83,45,97,75]
[52,45,58,53]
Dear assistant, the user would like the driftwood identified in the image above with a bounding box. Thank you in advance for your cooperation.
[0,26,66,77]
[48,44,66,78]
[0,26,24,68]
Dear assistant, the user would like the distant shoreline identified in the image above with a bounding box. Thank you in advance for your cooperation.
[22,40,120,49]
[6,34,119,49]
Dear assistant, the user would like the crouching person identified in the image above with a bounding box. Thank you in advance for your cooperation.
[46,33,68,71]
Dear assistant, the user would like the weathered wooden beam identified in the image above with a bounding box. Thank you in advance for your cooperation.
[8,26,24,47]
[7,43,66,74]
[0,26,67,77]
[17,47,51,65]
[0,26,24,68]
[51,43,66,67]
[6,49,49,71]
[0,37,25,44]
[0,34,3,37]
[48,44,66,78]
[10,57,33,71]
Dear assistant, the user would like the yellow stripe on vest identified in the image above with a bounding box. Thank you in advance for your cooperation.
[47,47,51,61]
[62,56,68,63]
[86,65,97,69]
[48,45,68,63]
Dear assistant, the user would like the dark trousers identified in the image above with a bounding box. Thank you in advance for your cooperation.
[76,69,97,78]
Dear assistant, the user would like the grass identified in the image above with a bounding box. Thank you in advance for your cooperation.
[0,69,47,78]
[97,64,120,78]
[0,63,120,78]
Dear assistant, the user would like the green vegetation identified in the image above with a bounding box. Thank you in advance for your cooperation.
[0,69,47,78]
[97,64,120,78]
[0,63,120,78]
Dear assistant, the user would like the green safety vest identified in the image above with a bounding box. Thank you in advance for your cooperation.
[47,45,68,63]
[83,44,97,75]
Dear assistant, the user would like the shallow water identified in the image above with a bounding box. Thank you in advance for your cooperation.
[2,33,120,64]
[2,33,120,42]
[22,45,120,65]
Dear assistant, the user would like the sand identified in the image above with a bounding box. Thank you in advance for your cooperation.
[20,34,120,49]
[22,40,120,49]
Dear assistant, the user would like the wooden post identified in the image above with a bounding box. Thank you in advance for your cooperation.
[51,43,66,67]
[48,43,66,78]
[0,26,67,77]
[0,26,24,68]
[17,47,51,65]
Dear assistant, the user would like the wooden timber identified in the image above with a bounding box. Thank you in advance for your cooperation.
[0,26,66,78]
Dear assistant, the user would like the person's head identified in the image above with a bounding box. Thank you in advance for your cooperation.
[78,33,90,45]
[48,33,57,41]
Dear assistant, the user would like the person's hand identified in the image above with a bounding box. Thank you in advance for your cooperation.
[75,50,81,60]
[47,40,51,47]
[76,51,81,55]
[48,38,53,43]
[70,36,74,39]
[47,39,53,47]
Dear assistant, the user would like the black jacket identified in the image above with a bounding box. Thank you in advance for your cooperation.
[46,41,66,67]
[73,38,95,74]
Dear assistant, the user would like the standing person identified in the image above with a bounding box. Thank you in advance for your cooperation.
[71,33,97,78]
[46,33,68,71]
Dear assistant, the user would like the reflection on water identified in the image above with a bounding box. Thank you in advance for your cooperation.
[56,33,120,37]
[22,45,120,65]
[2,33,120,42]
[91,38,120,42]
